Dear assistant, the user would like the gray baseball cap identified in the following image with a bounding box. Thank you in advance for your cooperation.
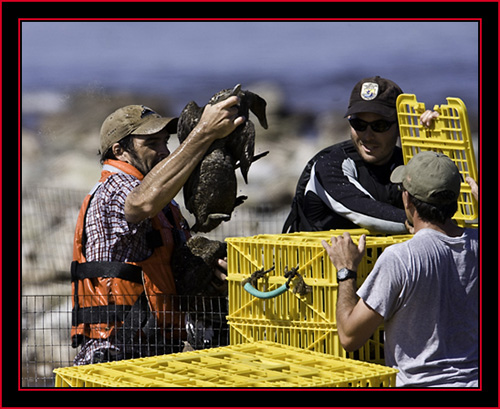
[390,151,461,204]
[100,105,178,154]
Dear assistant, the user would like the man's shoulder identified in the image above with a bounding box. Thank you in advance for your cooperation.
[94,172,141,203]
[325,140,352,154]
[314,140,352,166]
[103,172,141,189]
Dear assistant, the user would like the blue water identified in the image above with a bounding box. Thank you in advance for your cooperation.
[21,21,479,120]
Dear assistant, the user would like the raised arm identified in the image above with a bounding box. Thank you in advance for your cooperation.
[125,96,245,223]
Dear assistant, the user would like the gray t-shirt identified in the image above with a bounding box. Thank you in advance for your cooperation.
[358,228,479,387]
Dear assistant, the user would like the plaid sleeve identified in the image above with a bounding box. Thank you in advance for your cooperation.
[85,173,153,262]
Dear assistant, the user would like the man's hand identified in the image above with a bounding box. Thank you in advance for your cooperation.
[211,257,228,294]
[321,232,366,272]
[419,110,439,127]
[194,96,246,142]
[466,177,478,201]
[214,258,228,281]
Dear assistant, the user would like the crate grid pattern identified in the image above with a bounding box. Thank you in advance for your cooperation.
[54,341,398,388]
[396,94,478,226]
[226,231,412,364]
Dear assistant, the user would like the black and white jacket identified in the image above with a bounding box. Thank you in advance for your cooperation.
[299,140,407,233]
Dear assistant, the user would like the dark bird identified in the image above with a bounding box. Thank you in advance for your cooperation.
[171,236,228,297]
[171,236,229,350]
[177,84,269,232]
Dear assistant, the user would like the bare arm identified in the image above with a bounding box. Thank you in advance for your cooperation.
[336,280,384,352]
[322,233,383,351]
[125,96,245,223]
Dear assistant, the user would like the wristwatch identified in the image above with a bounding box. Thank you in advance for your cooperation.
[337,267,357,282]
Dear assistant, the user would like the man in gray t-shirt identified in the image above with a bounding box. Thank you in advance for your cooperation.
[322,151,479,387]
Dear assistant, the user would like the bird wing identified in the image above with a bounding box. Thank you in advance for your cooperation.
[177,101,203,144]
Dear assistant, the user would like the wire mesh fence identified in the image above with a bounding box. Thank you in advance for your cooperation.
[21,293,230,387]
[21,186,289,290]
[21,186,289,387]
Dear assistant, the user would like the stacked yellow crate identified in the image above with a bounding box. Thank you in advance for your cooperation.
[54,341,398,388]
[226,230,413,364]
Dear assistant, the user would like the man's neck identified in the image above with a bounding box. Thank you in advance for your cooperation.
[103,159,144,180]
[413,218,464,237]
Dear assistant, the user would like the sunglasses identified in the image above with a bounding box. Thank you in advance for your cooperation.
[348,117,397,133]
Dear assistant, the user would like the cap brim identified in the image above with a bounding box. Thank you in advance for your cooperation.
[344,101,397,118]
[133,116,179,135]
[390,165,406,184]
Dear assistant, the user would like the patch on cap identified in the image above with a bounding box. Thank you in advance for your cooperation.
[360,82,379,101]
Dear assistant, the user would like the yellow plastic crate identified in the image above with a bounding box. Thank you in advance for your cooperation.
[54,341,397,388]
[396,94,478,226]
[226,230,412,364]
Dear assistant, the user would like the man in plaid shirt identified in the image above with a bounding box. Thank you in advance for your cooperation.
[72,98,244,365]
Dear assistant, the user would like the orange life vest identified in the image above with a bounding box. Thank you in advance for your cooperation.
[70,159,191,348]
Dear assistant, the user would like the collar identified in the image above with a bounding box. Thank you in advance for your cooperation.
[103,159,144,181]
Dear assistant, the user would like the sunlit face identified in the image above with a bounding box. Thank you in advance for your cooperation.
[349,112,399,166]
[125,130,171,176]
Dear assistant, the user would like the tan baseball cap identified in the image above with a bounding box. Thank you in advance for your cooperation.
[390,151,461,204]
[100,105,178,154]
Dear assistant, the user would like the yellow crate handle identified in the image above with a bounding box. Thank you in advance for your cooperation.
[242,265,310,299]
[243,282,289,299]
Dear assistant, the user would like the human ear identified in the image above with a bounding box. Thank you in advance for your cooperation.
[111,142,125,159]
[402,190,418,213]
[401,190,412,208]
